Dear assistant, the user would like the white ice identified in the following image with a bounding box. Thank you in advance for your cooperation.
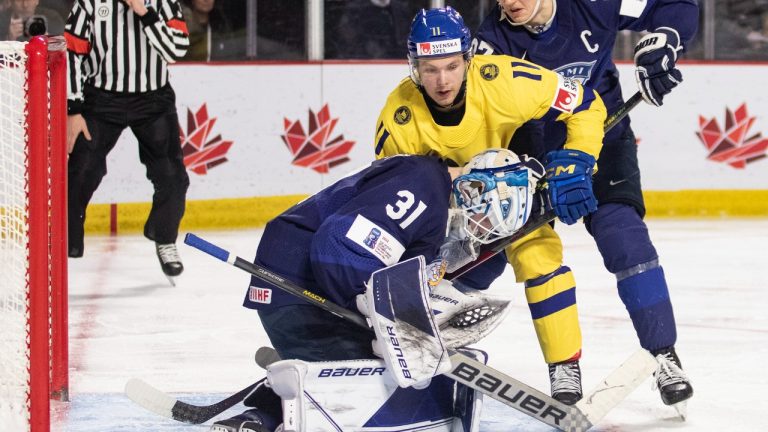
[53,219,768,431]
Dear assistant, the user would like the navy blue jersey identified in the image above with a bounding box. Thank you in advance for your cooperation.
[244,155,452,311]
[474,0,698,152]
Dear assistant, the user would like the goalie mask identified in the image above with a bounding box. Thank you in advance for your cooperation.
[452,149,543,245]
[407,7,472,86]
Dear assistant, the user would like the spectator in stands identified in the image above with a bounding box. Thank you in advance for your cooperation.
[716,0,768,59]
[40,0,73,23]
[746,8,768,47]
[180,0,242,61]
[0,0,64,41]
[325,0,423,59]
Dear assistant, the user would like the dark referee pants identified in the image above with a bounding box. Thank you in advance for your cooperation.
[68,84,190,257]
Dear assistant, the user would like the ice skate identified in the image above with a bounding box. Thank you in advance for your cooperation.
[156,243,183,285]
[548,360,582,405]
[652,346,693,419]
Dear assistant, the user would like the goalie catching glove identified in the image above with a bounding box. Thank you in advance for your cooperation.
[430,279,511,349]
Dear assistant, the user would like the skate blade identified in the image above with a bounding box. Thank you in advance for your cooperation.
[672,400,688,420]
[164,274,177,287]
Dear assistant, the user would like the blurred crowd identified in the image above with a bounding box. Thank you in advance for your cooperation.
[2,0,767,61]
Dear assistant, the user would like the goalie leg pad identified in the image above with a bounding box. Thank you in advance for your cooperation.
[524,266,582,364]
[267,358,458,432]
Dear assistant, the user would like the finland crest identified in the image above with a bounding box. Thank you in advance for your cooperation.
[553,60,597,85]
[394,106,411,125]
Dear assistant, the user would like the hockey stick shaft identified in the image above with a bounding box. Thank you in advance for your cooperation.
[184,233,592,431]
[184,233,369,329]
[445,91,643,280]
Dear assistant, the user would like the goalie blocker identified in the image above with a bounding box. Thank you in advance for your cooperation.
[356,256,511,388]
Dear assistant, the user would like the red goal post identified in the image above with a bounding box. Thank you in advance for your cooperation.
[0,36,68,432]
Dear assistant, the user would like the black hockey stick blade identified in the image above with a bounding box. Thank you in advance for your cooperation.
[125,378,257,424]
[445,91,643,280]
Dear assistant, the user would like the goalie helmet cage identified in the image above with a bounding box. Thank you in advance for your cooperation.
[0,36,68,432]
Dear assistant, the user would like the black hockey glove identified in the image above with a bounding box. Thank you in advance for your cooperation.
[634,27,684,107]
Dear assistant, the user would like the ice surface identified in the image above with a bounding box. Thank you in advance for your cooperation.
[52,219,767,431]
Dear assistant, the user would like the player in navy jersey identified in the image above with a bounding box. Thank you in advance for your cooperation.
[210,150,544,432]
[474,0,697,409]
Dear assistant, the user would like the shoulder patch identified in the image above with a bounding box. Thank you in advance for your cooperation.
[551,74,580,114]
[394,106,411,125]
[346,215,405,266]
[479,63,499,81]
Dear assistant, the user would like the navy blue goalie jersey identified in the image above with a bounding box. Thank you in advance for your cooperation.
[474,0,698,152]
[243,155,452,311]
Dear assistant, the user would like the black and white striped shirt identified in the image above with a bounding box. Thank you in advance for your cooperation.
[65,0,189,114]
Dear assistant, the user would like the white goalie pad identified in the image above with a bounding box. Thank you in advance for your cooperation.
[431,280,512,349]
[360,256,452,388]
[267,358,457,432]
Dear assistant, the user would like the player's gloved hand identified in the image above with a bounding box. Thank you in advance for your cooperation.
[545,149,597,225]
[634,27,684,106]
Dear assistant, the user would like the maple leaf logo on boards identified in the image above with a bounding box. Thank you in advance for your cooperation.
[180,104,234,175]
[695,103,768,168]
[281,104,356,173]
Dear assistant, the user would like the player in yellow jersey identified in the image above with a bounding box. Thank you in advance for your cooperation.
[374,6,607,405]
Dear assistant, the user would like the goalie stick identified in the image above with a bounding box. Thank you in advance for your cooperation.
[127,344,654,429]
[445,91,644,280]
[142,233,653,431]
[125,378,258,425]
[124,346,281,425]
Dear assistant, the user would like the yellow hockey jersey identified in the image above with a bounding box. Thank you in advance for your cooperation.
[374,54,606,165]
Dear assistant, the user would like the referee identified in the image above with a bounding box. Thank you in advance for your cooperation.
[65,0,190,280]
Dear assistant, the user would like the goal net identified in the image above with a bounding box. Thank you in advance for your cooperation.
[0,36,68,432]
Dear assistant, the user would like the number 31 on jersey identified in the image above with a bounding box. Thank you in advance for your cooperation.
[386,190,427,229]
